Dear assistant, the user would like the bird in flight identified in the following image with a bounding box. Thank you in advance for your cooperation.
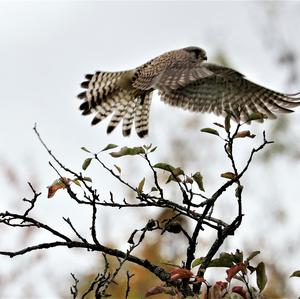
[78,46,300,137]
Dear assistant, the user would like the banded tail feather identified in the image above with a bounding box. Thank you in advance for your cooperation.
[78,70,152,137]
[135,93,152,138]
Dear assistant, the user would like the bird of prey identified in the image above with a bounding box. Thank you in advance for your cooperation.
[78,46,300,137]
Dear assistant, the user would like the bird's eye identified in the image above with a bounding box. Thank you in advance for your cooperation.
[185,47,207,60]
[192,49,202,59]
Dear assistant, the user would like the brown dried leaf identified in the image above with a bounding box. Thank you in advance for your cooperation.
[234,130,251,138]
[220,172,236,180]
[47,177,70,198]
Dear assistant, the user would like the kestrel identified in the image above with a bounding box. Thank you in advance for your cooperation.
[78,46,300,137]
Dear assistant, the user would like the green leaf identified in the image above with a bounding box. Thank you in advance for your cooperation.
[154,162,183,173]
[143,144,152,150]
[150,146,157,153]
[83,176,92,182]
[153,163,183,183]
[256,262,267,292]
[246,251,260,262]
[208,252,234,268]
[225,143,232,155]
[192,172,205,191]
[73,179,81,186]
[101,144,118,151]
[51,178,67,186]
[114,164,121,174]
[151,187,158,192]
[290,270,300,278]
[235,185,244,198]
[192,257,204,268]
[110,146,145,158]
[247,112,266,122]
[232,250,243,263]
[213,122,224,128]
[82,158,93,170]
[200,127,219,136]
[81,147,91,153]
[166,173,182,184]
[171,168,184,176]
[136,177,145,195]
[153,163,177,172]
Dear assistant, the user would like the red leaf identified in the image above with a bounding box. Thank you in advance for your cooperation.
[232,286,247,299]
[204,281,228,298]
[226,262,246,282]
[193,277,205,284]
[215,281,228,290]
[145,286,176,297]
[47,177,71,198]
[170,268,194,280]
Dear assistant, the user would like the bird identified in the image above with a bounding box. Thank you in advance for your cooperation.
[78,46,300,138]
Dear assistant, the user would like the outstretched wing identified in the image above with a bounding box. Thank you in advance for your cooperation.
[159,63,300,121]
[151,67,213,91]
[132,50,213,91]
[133,65,213,91]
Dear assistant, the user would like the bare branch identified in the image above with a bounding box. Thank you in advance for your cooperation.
[0,212,71,242]
[70,273,79,299]
[22,182,41,217]
[125,271,134,299]
[144,153,164,199]
[94,154,136,192]
[0,123,273,297]
[63,217,88,243]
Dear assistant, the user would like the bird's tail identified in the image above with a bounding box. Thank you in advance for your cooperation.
[78,71,152,137]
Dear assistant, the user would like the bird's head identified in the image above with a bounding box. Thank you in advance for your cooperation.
[184,46,207,62]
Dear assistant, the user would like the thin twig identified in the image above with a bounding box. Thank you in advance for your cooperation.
[94,154,137,192]
[125,271,134,299]
[0,212,71,242]
[22,182,41,218]
[91,191,100,246]
[70,273,79,299]
[63,217,88,243]
[144,154,164,199]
